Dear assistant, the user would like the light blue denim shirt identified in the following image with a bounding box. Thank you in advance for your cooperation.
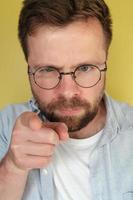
[0,94,133,200]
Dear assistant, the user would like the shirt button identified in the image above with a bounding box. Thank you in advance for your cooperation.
[42,169,48,175]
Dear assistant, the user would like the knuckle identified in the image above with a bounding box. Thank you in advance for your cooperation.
[48,130,59,144]
[15,156,25,168]
[12,129,20,138]
[39,144,55,157]
[10,144,19,156]
[39,156,52,168]
[43,156,52,166]
[16,157,23,165]
[10,144,24,163]
[46,145,55,155]
[12,129,23,143]
[46,156,52,165]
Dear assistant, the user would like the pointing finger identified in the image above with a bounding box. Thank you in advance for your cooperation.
[44,122,69,141]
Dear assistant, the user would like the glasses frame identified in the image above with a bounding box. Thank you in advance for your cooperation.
[28,62,107,90]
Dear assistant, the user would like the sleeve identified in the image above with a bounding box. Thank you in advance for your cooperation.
[0,108,13,160]
[0,102,33,161]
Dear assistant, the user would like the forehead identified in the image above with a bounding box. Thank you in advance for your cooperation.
[27,18,106,67]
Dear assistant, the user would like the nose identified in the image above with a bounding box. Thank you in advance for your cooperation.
[56,73,81,98]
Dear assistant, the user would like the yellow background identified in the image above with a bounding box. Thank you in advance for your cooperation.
[0,0,133,108]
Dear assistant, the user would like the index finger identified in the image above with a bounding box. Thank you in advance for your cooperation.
[44,122,69,141]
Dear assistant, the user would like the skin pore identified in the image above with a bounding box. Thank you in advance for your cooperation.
[27,18,107,139]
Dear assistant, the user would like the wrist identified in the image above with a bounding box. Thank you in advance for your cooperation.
[0,155,28,177]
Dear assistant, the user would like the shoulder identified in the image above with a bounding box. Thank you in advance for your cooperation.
[111,97,133,124]
[0,101,33,132]
[0,101,32,121]
[105,94,133,130]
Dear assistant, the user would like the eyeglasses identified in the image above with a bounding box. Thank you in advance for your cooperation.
[28,62,107,90]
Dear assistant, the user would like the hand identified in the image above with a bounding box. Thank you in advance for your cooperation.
[3,112,68,172]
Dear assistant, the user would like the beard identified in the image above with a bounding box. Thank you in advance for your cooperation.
[32,94,103,132]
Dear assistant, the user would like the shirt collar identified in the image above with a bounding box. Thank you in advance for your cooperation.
[97,93,121,147]
[29,97,40,113]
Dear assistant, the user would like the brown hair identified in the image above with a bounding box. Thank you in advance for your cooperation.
[18,0,112,60]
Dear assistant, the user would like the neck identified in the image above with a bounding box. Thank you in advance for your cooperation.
[69,99,106,139]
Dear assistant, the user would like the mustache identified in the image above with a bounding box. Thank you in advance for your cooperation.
[47,96,90,110]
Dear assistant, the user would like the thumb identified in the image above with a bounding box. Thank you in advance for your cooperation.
[18,111,42,131]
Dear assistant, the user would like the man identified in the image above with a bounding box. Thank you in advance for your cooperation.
[0,0,133,199]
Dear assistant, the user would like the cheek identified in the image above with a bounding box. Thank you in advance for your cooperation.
[94,76,105,99]
[82,77,105,102]
[30,79,56,104]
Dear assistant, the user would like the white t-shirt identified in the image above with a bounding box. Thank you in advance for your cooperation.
[52,130,103,200]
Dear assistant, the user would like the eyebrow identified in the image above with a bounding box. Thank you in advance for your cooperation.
[30,61,106,70]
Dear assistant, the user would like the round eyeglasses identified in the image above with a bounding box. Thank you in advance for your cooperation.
[28,63,107,90]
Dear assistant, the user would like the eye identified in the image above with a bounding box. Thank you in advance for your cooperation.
[78,65,92,72]
[38,66,56,73]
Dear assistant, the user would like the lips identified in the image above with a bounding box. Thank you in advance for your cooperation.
[55,107,84,116]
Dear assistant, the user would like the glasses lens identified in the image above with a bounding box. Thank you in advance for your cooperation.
[34,67,60,89]
[74,65,101,88]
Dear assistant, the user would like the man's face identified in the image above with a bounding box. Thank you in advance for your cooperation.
[27,19,107,133]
